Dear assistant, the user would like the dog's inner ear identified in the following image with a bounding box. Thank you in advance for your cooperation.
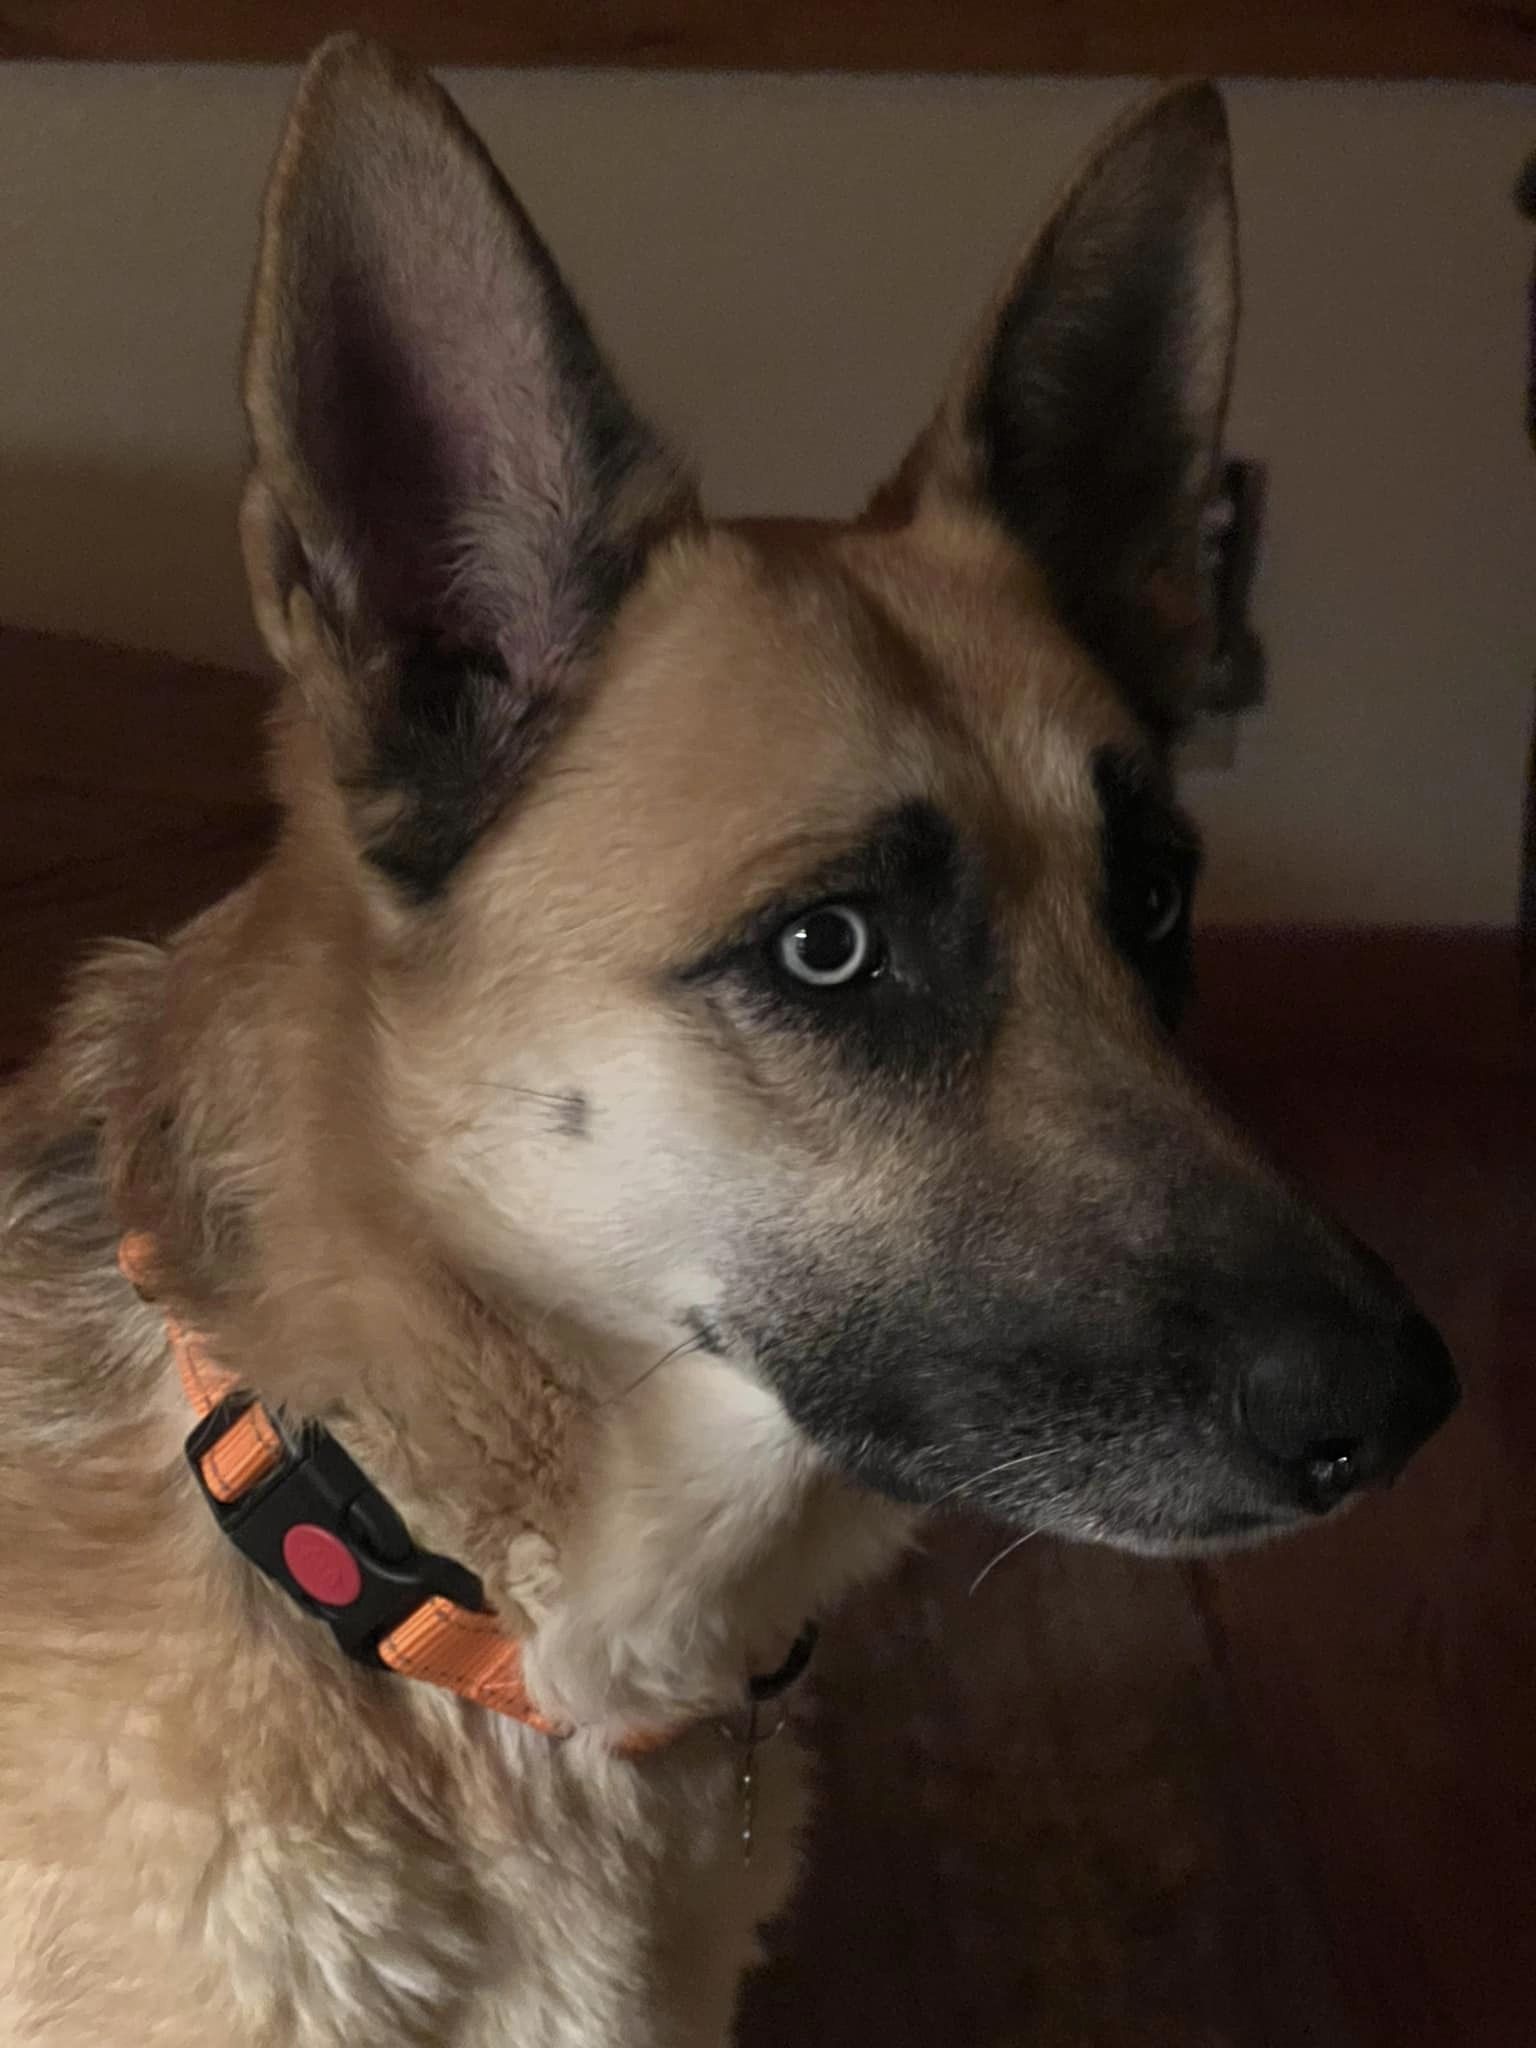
[879,84,1237,741]
[242,36,693,896]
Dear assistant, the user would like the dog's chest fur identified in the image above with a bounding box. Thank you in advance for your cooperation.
[6,1626,805,2048]
[115,1719,800,2048]
[0,999,891,2048]
[0,1350,812,2046]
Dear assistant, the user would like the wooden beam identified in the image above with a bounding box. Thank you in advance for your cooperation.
[4,0,1536,82]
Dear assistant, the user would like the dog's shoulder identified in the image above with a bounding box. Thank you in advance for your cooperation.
[0,941,169,1446]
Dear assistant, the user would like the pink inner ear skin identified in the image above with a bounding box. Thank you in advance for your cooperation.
[258,43,685,687]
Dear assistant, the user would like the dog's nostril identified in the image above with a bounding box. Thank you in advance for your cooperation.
[1236,1336,1385,1477]
[1237,1299,1460,1513]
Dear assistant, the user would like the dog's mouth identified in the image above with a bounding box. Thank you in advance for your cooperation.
[944,1481,1327,1561]
[1101,1503,1316,1558]
[1180,1504,1304,1541]
[778,1405,1341,1561]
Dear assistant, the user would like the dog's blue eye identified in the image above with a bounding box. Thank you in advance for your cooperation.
[1142,869,1183,944]
[776,905,875,988]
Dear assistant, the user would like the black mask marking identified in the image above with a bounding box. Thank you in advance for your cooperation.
[1093,747,1201,1027]
[684,802,1006,1089]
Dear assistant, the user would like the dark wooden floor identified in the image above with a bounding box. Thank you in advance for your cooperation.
[4,626,1532,2047]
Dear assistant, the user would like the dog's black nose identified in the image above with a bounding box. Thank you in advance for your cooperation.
[1239,1308,1459,1511]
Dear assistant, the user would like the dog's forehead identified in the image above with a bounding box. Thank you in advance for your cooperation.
[831,504,1144,782]
[475,516,1146,956]
[600,515,1140,821]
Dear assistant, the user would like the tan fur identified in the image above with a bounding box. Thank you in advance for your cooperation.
[1,44,1246,2047]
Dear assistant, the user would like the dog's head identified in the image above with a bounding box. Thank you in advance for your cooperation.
[239,37,1456,1552]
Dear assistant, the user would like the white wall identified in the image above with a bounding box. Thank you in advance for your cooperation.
[2,63,1532,924]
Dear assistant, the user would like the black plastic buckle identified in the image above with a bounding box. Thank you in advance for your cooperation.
[184,1393,486,1666]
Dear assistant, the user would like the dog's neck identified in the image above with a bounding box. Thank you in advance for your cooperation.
[518,1345,910,1733]
[189,1251,903,1742]
[110,895,908,1742]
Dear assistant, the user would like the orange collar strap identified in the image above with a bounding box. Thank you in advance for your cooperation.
[117,1233,682,1755]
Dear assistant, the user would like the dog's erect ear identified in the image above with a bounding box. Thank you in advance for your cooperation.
[878,83,1237,739]
[241,34,694,897]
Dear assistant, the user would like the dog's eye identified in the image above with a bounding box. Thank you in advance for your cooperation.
[775,904,877,988]
[1141,867,1184,944]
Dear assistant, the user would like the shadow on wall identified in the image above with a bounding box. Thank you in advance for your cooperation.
[0,452,263,673]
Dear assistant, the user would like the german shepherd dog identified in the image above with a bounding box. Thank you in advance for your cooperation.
[0,38,1457,2047]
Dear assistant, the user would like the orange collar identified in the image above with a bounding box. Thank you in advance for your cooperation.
[118,1233,693,1755]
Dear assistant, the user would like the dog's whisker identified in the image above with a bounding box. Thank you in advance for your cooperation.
[928,1448,1053,1511]
[603,1332,710,1408]
[967,1527,1042,1597]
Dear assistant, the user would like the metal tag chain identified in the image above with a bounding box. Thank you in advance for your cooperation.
[737,1700,761,1864]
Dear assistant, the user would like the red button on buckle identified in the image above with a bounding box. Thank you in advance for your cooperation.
[282,1523,363,1608]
